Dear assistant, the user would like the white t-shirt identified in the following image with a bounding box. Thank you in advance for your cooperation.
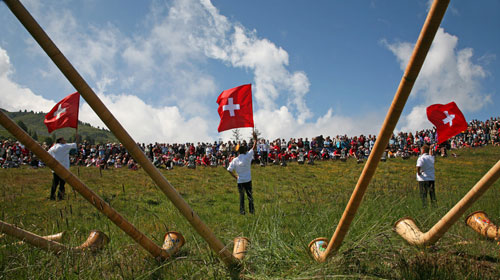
[416,153,435,181]
[227,149,254,183]
[48,143,77,170]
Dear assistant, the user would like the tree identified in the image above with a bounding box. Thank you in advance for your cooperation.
[253,127,262,140]
[17,120,28,133]
[32,131,38,141]
[232,128,242,142]
[85,135,95,145]
[44,136,54,146]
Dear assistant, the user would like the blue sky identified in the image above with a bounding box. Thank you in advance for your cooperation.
[0,0,498,143]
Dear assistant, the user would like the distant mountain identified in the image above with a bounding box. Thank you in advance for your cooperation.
[0,109,118,145]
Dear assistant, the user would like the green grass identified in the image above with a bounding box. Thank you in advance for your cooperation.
[1,146,500,279]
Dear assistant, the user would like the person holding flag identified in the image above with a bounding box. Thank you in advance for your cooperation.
[227,132,258,215]
[44,92,80,200]
[415,101,468,207]
[48,137,77,200]
[217,84,257,214]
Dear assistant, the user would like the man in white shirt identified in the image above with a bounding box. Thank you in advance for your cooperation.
[416,144,436,206]
[48,137,77,200]
[257,139,269,166]
[227,132,257,215]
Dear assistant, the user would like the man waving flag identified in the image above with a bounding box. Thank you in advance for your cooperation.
[426,101,467,144]
[44,92,80,133]
[217,84,254,132]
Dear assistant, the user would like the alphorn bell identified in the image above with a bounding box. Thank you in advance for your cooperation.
[465,211,500,240]
[162,231,185,255]
[233,237,250,260]
[74,230,110,252]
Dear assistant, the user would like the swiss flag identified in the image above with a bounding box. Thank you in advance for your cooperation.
[426,102,468,144]
[44,92,80,133]
[217,84,254,132]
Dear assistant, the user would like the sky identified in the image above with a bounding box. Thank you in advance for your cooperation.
[0,0,498,143]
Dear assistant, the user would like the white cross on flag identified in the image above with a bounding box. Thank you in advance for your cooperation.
[44,92,80,133]
[216,84,254,132]
[426,101,468,144]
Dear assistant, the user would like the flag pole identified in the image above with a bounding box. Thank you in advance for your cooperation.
[309,0,450,262]
[3,0,238,267]
[75,125,80,177]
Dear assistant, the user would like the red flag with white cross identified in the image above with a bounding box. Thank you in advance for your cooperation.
[44,92,80,133]
[216,84,254,132]
[426,101,468,144]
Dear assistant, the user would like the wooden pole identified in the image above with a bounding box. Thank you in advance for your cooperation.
[0,111,170,259]
[310,0,450,262]
[3,0,237,266]
[394,160,500,246]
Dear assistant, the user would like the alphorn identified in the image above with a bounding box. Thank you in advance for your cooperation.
[3,0,237,267]
[394,160,500,246]
[0,220,108,254]
[309,0,450,262]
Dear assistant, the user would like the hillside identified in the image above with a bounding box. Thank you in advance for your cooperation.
[0,109,117,144]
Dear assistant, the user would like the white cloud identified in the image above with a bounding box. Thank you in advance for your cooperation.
[79,93,212,143]
[0,47,54,113]
[44,11,120,84]
[384,28,491,131]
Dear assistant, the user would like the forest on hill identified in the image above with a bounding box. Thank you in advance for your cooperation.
[0,109,117,145]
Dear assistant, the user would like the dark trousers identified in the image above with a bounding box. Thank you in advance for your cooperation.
[50,173,66,199]
[238,181,254,214]
[260,151,268,165]
[419,180,436,206]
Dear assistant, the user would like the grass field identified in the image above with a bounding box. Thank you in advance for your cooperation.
[1,146,500,279]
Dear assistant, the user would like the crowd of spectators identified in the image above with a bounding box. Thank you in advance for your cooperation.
[1,117,499,170]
